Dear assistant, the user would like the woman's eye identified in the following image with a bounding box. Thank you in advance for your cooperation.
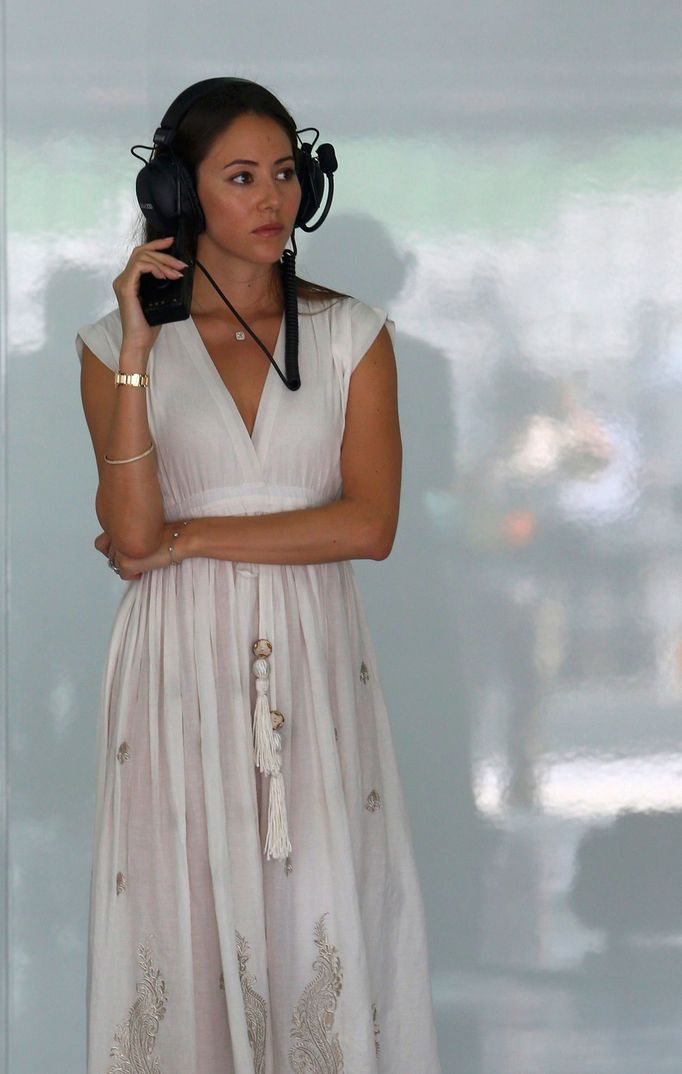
[229,167,295,185]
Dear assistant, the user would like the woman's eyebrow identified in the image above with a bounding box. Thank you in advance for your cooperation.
[222,155,295,169]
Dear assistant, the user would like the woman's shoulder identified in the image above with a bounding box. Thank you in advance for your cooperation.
[75,305,123,370]
[78,305,123,349]
[303,289,392,329]
[301,289,395,377]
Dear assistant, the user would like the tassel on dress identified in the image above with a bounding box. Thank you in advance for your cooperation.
[252,639,292,860]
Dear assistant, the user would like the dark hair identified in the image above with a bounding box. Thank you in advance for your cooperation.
[132,79,348,308]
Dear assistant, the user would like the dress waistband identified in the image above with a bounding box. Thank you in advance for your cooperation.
[165,483,327,519]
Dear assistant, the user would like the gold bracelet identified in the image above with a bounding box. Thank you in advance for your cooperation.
[115,371,149,387]
[104,442,155,465]
[168,520,190,566]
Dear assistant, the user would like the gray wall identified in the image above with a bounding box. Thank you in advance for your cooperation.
[4,3,682,1072]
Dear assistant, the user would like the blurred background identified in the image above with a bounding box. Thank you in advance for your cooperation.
[4,2,682,1072]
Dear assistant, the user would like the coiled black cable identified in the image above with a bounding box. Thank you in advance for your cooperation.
[280,241,300,391]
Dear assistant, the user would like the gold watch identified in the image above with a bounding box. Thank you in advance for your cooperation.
[115,371,149,387]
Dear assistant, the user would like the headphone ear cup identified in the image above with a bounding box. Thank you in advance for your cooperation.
[295,146,325,228]
[136,150,205,234]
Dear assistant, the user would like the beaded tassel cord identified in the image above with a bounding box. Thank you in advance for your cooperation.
[251,639,292,860]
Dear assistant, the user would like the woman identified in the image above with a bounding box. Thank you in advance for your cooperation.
[77,77,442,1074]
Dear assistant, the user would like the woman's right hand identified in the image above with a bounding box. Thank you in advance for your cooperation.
[112,236,189,357]
[94,530,142,581]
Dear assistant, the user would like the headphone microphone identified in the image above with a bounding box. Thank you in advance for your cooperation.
[293,130,338,234]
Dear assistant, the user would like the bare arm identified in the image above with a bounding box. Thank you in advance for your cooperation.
[110,323,402,573]
[80,341,165,557]
[79,236,190,558]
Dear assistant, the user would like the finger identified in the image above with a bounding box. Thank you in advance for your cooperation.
[116,555,139,575]
[115,266,180,292]
[117,560,142,580]
[94,534,111,555]
[135,237,188,265]
[137,255,188,273]
[133,236,175,254]
[137,264,183,280]
[143,250,189,267]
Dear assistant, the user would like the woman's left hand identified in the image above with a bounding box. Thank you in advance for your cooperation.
[94,523,184,580]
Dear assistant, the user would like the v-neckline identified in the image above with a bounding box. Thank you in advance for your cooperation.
[186,311,286,444]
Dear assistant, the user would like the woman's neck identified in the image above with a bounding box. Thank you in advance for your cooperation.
[191,244,282,319]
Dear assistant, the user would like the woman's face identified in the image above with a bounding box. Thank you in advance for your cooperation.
[194,112,301,269]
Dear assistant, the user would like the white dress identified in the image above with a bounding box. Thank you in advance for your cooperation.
[75,294,442,1074]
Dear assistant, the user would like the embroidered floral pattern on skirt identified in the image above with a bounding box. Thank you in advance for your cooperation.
[236,930,268,1074]
[108,936,167,1074]
[289,913,344,1074]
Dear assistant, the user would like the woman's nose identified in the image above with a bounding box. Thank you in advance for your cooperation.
[258,177,283,209]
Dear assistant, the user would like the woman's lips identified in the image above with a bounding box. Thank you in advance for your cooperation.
[253,225,284,235]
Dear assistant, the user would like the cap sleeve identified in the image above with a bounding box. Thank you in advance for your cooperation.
[330,296,397,415]
[349,297,396,375]
[75,307,123,372]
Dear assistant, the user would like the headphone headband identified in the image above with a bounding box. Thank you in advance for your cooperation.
[153,77,255,149]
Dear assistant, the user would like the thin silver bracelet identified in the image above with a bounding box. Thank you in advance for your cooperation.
[104,442,155,465]
[168,520,190,566]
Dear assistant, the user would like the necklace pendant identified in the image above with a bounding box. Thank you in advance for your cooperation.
[235,330,246,341]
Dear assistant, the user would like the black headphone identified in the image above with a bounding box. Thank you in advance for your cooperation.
[132,76,338,238]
